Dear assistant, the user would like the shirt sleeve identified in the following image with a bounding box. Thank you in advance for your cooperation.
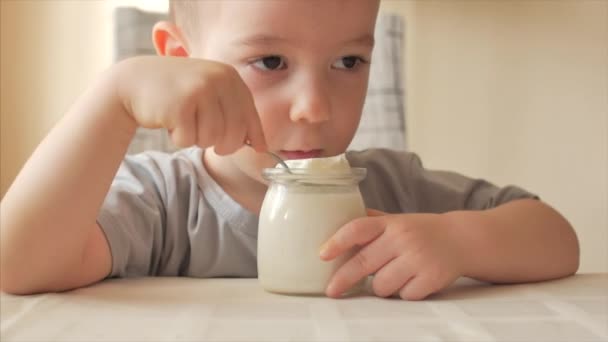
[350,149,539,214]
[405,153,539,213]
[96,153,168,278]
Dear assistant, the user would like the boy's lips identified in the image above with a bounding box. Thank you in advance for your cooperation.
[279,149,322,160]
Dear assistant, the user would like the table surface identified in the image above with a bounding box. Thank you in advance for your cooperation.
[1,274,607,342]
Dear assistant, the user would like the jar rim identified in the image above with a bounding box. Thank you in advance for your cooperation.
[262,167,367,183]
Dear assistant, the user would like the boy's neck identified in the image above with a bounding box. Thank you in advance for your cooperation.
[203,149,268,214]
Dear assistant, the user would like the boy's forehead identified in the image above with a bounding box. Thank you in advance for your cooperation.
[203,0,379,17]
[192,0,379,46]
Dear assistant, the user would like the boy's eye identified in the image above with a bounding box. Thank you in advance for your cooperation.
[332,56,366,70]
[252,56,286,71]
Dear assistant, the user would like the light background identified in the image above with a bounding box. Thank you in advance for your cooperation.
[1,0,606,272]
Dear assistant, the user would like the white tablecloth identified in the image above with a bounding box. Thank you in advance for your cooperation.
[1,274,607,341]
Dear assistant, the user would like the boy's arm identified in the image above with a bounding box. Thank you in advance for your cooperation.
[325,150,579,299]
[321,199,579,300]
[0,69,135,294]
[0,56,266,295]
[446,198,579,283]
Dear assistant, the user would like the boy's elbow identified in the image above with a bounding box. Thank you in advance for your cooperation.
[570,254,580,276]
[539,200,581,277]
[557,213,580,278]
[0,270,38,295]
[1,280,34,296]
[564,230,580,276]
[0,248,51,295]
[0,260,44,295]
[0,254,79,295]
[0,224,40,295]
[0,268,64,295]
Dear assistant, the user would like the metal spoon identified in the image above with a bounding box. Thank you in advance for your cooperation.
[245,142,292,172]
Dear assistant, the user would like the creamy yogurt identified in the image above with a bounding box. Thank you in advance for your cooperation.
[257,155,367,295]
[280,154,351,173]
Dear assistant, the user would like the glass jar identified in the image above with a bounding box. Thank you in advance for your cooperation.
[257,167,367,295]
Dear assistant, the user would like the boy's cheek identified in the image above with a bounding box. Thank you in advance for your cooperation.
[236,69,268,92]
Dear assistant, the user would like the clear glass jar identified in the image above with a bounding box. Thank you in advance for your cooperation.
[257,167,367,295]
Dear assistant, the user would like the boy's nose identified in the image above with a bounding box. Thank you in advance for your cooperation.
[289,79,331,124]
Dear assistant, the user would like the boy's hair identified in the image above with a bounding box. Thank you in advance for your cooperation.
[169,0,192,24]
[168,0,200,41]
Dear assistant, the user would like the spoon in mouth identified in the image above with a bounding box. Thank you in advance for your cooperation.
[244,142,292,172]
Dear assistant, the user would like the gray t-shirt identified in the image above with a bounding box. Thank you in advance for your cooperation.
[97,148,538,278]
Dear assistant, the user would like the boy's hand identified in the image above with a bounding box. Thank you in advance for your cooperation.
[320,209,464,300]
[115,56,267,154]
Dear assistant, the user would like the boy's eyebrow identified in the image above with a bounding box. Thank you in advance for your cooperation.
[233,34,288,47]
[345,34,375,48]
[233,34,375,48]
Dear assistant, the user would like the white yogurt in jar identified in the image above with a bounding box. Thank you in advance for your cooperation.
[280,154,352,173]
[257,155,366,294]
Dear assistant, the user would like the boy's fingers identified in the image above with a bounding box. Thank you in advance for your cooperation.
[170,105,197,147]
[367,208,387,217]
[244,110,267,152]
[230,75,267,152]
[196,97,220,148]
[398,275,434,301]
[319,216,385,261]
[216,94,246,155]
[371,255,415,298]
[325,234,394,298]
[241,99,267,152]
[216,78,257,154]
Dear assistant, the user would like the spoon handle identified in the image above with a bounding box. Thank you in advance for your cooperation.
[244,142,291,171]
[266,151,291,171]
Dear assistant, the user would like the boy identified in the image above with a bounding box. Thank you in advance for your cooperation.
[0,0,579,299]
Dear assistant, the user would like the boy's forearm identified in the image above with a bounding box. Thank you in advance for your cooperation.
[0,68,136,288]
[445,199,580,283]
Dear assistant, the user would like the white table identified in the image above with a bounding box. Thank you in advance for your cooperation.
[1,274,607,341]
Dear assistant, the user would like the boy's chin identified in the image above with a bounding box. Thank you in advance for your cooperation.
[229,146,276,182]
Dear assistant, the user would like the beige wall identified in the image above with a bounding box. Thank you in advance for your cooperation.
[1,0,113,198]
[1,0,606,272]
[381,0,607,273]
[0,0,161,197]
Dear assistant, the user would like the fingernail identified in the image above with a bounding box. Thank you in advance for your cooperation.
[326,282,339,298]
[319,242,330,259]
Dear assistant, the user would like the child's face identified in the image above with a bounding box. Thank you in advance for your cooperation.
[190,0,379,181]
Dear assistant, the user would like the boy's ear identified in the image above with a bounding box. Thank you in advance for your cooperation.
[152,21,190,57]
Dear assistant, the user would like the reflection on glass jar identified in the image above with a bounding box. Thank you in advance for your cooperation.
[257,167,367,295]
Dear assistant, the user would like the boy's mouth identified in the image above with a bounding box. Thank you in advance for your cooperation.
[280,150,323,160]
